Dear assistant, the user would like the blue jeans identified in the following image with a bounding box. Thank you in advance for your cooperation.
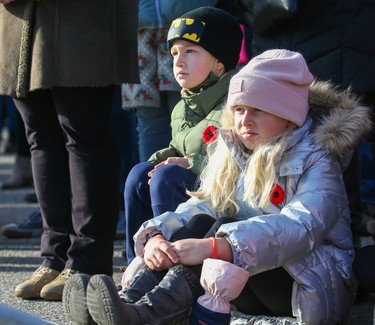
[136,91,180,162]
[124,161,198,263]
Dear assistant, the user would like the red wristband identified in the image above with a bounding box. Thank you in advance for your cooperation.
[209,237,218,259]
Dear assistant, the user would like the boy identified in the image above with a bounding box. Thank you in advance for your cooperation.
[124,6,243,263]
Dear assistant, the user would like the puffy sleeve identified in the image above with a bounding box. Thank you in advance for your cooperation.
[133,196,220,255]
[216,151,350,275]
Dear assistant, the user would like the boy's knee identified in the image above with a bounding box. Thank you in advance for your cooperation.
[126,162,155,185]
[152,164,183,185]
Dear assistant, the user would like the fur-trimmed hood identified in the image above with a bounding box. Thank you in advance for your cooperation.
[309,81,372,169]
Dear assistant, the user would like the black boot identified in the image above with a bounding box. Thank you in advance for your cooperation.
[119,268,166,303]
[86,265,203,325]
[63,273,97,325]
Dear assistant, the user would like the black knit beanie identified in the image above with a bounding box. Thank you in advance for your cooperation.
[167,7,243,71]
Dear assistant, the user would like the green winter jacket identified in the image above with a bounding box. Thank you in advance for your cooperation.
[0,0,139,98]
[148,69,238,175]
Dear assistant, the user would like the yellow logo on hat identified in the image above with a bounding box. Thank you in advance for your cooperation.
[182,33,200,43]
[168,17,206,44]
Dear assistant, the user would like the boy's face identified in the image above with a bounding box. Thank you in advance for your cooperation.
[170,40,223,89]
[233,105,293,150]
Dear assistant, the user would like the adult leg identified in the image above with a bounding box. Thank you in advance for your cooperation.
[344,148,368,239]
[149,164,198,216]
[130,28,174,162]
[137,91,179,161]
[124,161,156,264]
[132,27,180,162]
[14,90,71,271]
[51,86,120,275]
[111,86,139,240]
[1,101,33,189]
[135,104,171,162]
[135,90,179,160]
[353,245,375,295]
[111,86,139,195]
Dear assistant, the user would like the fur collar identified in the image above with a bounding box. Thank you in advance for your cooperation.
[309,81,372,159]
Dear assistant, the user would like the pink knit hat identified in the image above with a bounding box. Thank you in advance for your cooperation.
[227,49,314,127]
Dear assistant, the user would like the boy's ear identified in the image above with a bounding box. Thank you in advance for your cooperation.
[215,61,226,75]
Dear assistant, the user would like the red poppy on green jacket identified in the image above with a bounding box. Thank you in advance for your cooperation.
[202,125,218,144]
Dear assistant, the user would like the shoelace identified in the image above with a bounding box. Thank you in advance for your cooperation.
[58,269,78,279]
[33,266,53,277]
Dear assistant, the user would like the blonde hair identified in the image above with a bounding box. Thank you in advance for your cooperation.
[189,105,295,215]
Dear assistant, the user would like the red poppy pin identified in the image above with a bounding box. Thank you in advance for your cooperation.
[202,125,218,144]
[270,183,285,205]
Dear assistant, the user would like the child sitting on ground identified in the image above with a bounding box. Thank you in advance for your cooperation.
[123,6,243,264]
[64,49,372,325]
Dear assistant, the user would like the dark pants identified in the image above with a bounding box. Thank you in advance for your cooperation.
[15,109,31,157]
[169,214,294,317]
[353,245,375,294]
[13,87,120,275]
[232,267,293,317]
[124,161,197,263]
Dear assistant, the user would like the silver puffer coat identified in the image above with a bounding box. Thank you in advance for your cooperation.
[134,81,373,324]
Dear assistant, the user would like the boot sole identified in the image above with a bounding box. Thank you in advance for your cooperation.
[87,275,138,325]
[40,291,64,301]
[63,274,95,325]
[14,289,41,300]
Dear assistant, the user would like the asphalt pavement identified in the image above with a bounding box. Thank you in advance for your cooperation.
[0,153,125,324]
[0,153,374,324]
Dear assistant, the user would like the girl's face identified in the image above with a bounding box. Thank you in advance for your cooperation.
[170,39,224,89]
[233,105,294,150]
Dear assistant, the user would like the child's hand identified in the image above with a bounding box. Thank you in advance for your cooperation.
[147,157,189,184]
[162,156,190,168]
[170,238,212,266]
[143,236,180,271]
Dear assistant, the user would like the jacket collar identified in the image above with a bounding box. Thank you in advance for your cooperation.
[180,69,238,122]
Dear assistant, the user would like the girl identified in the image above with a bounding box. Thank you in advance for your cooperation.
[64,50,372,325]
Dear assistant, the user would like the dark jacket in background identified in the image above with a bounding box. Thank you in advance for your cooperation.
[251,0,375,94]
[0,0,139,98]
